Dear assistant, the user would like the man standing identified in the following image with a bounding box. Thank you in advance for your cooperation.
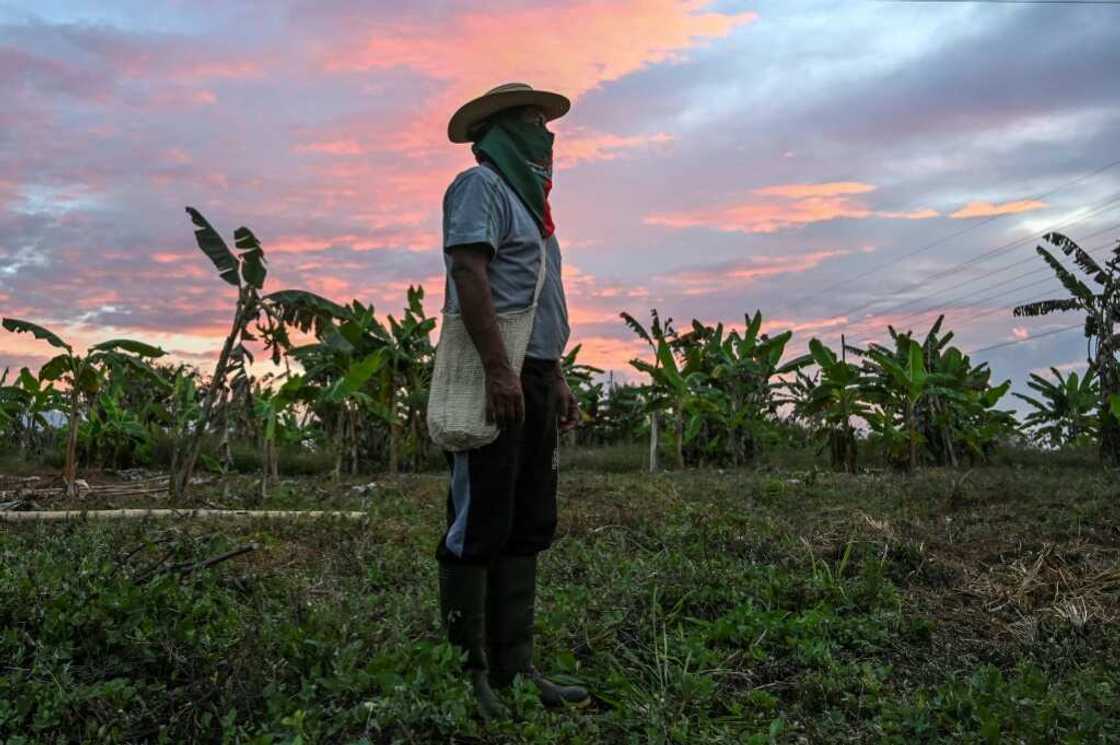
[434,83,590,719]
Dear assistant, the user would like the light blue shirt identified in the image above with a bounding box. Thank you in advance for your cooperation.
[441,164,571,361]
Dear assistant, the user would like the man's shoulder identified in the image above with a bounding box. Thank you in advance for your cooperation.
[447,164,504,193]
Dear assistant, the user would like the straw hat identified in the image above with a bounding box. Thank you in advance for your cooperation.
[448,82,570,143]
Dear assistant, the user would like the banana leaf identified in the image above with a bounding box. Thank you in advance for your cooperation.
[91,339,166,358]
[2,318,71,351]
[186,207,239,286]
[234,226,267,289]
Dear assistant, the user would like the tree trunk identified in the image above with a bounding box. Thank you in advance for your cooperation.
[648,412,659,473]
[907,400,918,472]
[388,384,399,476]
[63,386,81,497]
[270,437,279,482]
[332,408,344,483]
[933,398,958,467]
[349,409,359,476]
[845,426,858,474]
[174,301,245,500]
[410,408,421,472]
[219,390,233,471]
[259,432,269,502]
[1098,332,1120,465]
[674,407,685,470]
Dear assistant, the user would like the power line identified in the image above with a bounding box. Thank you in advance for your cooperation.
[786,159,1120,309]
[859,224,1120,325]
[968,324,1083,356]
[847,235,1118,344]
[833,192,1120,324]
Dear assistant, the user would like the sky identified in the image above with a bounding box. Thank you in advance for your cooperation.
[1,0,1119,405]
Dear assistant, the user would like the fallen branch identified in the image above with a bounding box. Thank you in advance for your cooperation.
[175,542,259,578]
[0,509,369,522]
[138,542,260,583]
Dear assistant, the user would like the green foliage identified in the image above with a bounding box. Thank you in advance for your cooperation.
[623,309,809,467]
[185,206,242,287]
[6,465,1118,742]
[855,317,1016,469]
[788,338,869,472]
[1012,231,1120,464]
[1,318,72,351]
[1014,367,1100,447]
[882,664,1119,743]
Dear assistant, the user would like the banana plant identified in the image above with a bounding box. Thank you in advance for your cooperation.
[560,344,604,444]
[282,300,391,479]
[862,337,946,471]
[0,367,62,456]
[696,312,811,466]
[931,350,1013,464]
[623,309,808,468]
[1,318,165,494]
[626,321,698,469]
[1014,367,1099,448]
[80,383,153,469]
[173,207,270,499]
[1014,232,1120,464]
[175,207,351,498]
[253,374,308,498]
[622,309,675,471]
[796,338,870,473]
[377,287,436,474]
[593,380,646,445]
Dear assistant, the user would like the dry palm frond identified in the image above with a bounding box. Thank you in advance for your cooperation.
[1008,614,1039,645]
[1053,598,1092,629]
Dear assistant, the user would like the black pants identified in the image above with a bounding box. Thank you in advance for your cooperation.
[436,358,559,565]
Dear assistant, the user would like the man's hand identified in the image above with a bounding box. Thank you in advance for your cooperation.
[486,364,525,429]
[556,375,582,432]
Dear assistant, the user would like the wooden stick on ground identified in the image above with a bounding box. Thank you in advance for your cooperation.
[0,509,369,522]
[137,542,261,583]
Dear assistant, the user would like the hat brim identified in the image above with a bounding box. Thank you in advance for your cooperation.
[448,89,570,143]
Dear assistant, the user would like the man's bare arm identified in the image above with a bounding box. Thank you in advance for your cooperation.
[448,244,524,427]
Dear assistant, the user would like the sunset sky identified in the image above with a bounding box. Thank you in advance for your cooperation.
[2,0,1118,404]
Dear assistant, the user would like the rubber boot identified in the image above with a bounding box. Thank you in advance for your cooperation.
[438,562,509,721]
[486,554,591,708]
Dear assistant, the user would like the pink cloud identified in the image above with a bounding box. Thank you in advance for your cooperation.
[172,61,264,81]
[295,140,367,156]
[321,1,754,92]
[653,250,853,296]
[950,199,1047,219]
[877,208,940,220]
[646,181,941,233]
[315,1,755,158]
[557,130,673,167]
[752,182,875,199]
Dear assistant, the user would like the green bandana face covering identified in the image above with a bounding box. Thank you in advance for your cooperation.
[472,112,556,238]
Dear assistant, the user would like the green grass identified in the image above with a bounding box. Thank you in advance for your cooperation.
[2,456,1119,743]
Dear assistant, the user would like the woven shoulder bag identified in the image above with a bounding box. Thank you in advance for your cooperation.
[427,242,548,451]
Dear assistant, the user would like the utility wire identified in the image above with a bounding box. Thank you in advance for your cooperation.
[968,324,1083,356]
[847,236,1118,344]
[785,159,1120,309]
[855,224,1120,325]
[833,192,1120,323]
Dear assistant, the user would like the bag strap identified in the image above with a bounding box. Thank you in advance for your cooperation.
[530,237,548,307]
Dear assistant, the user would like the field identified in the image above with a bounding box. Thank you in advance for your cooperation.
[2,448,1119,744]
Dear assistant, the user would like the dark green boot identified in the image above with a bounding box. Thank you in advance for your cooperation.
[486,554,591,708]
[438,562,510,721]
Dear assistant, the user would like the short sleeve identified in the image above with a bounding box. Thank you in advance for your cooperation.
[443,168,504,257]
